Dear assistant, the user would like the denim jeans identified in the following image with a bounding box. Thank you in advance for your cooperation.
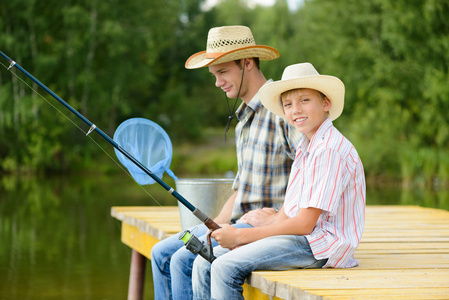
[151,223,253,300]
[151,224,208,300]
[192,235,327,300]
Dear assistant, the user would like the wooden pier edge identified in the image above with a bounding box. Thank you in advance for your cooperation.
[111,205,449,299]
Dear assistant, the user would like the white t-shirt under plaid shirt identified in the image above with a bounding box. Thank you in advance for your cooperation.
[231,80,301,221]
[284,118,366,268]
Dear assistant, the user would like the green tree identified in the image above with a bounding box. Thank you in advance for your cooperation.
[0,0,214,173]
[281,0,449,186]
[1,0,448,186]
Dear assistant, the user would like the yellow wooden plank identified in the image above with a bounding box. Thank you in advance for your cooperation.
[242,283,283,300]
[311,287,449,299]
[111,206,181,221]
[249,269,449,291]
[111,205,449,300]
[361,230,449,237]
[365,205,447,214]
[356,242,449,252]
[356,254,449,269]
[121,222,160,259]
[363,223,449,230]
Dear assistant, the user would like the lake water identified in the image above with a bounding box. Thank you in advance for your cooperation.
[0,174,448,300]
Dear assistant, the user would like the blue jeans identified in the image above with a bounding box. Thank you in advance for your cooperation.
[192,235,328,300]
[151,223,252,300]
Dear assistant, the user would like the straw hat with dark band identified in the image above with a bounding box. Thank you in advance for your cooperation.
[260,63,345,121]
[185,26,279,69]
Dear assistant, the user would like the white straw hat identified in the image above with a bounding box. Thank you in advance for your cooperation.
[185,25,279,69]
[259,63,345,121]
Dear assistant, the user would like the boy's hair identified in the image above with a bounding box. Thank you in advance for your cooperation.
[234,58,261,70]
[281,88,329,116]
[281,88,326,102]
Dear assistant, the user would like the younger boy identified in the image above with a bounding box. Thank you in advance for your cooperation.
[191,62,366,300]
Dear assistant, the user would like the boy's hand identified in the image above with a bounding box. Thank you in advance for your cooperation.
[237,207,277,227]
[211,224,241,250]
[206,222,229,238]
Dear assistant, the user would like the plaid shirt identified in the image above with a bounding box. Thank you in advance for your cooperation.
[231,80,302,221]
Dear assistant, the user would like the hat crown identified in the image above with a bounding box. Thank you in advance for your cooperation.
[282,63,320,80]
[206,26,256,54]
[259,62,345,121]
[185,25,279,69]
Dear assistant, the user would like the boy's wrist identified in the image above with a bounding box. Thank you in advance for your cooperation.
[235,228,246,246]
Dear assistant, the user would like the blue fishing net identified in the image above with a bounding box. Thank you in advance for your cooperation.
[113,118,178,185]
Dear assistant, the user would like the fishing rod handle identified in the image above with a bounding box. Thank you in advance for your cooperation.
[193,208,221,231]
[205,218,221,231]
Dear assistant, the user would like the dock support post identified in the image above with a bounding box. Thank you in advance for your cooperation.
[127,249,146,300]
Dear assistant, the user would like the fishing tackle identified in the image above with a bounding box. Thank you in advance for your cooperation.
[0,51,220,261]
[179,230,216,263]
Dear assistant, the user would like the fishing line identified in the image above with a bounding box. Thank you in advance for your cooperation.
[1,51,222,263]
[0,59,162,206]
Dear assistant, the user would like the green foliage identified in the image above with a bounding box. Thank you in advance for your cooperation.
[0,0,448,188]
[279,0,449,187]
[0,0,217,173]
[171,128,238,176]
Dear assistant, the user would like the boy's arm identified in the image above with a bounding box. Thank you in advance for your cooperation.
[212,207,321,249]
[213,190,237,224]
[237,205,282,227]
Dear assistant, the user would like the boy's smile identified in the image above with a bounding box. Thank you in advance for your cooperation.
[282,88,331,140]
[293,116,307,126]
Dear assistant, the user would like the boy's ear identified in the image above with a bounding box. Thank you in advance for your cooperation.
[324,97,331,112]
[244,58,254,70]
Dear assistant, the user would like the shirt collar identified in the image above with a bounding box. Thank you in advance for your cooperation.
[236,79,273,120]
[297,117,333,154]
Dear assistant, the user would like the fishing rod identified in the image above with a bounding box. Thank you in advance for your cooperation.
[0,51,218,262]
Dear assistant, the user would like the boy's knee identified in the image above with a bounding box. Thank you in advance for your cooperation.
[151,241,163,261]
[210,257,227,276]
[171,246,192,266]
[193,256,210,275]
[151,238,180,265]
[211,255,242,283]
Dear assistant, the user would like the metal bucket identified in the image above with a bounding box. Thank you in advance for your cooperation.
[175,178,234,230]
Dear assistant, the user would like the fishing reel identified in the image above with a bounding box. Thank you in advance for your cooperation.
[179,230,216,263]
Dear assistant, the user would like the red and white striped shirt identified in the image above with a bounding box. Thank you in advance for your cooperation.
[284,118,366,268]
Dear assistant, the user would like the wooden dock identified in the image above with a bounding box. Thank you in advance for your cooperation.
[111,205,449,299]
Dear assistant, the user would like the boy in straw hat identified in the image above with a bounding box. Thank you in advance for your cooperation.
[151,26,301,299]
[191,63,366,299]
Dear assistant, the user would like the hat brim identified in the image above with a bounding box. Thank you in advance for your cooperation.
[185,45,279,69]
[259,75,345,121]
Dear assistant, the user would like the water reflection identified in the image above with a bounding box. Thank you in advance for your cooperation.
[0,174,177,300]
[367,184,449,210]
[0,174,447,300]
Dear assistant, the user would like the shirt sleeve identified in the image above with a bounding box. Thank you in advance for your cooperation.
[277,116,302,161]
[300,148,348,215]
[232,169,240,190]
